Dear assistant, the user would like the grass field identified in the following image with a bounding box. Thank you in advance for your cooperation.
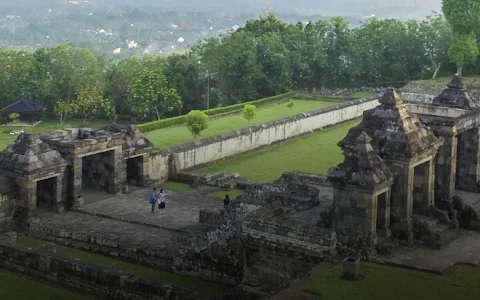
[145,99,340,148]
[195,119,358,182]
[0,119,111,149]
[349,91,375,98]
[305,263,480,300]
[415,75,480,86]
[161,181,192,192]
[0,270,92,300]
[16,236,228,295]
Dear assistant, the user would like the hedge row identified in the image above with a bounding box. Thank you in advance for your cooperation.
[137,92,295,133]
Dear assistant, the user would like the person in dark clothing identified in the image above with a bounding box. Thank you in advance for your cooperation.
[223,194,230,206]
[149,188,157,213]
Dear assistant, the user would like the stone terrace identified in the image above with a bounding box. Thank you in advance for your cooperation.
[74,186,223,232]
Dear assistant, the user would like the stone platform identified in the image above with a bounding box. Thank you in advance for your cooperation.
[455,189,480,216]
[75,186,223,232]
[378,230,480,273]
[27,186,226,267]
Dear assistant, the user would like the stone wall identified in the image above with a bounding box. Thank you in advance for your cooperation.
[0,176,15,228]
[148,149,170,184]
[170,97,380,171]
[0,240,204,300]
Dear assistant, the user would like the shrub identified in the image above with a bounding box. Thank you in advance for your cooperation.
[243,104,256,125]
[186,110,208,139]
[287,100,295,108]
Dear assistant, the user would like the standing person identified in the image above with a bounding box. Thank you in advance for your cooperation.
[158,189,166,210]
[149,188,157,213]
[223,194,230,206]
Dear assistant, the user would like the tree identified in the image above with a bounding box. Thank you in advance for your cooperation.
[8,113,19,124]
[128,70,183,120]
[54,100,73,126]
[420,14,452,79]
[287,100,295,109]
[448,33,480,74]
[73,86,105,123]
[186,110,208,139]
[243,104,256,125]
[99,97,118,124]
[443,0,480,74]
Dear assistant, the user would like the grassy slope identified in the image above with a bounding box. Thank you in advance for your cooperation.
[0,270,91,300]
[145,99,339,148]
[16,236,228,295]
[196,119,359,182]
[305,263,480,300]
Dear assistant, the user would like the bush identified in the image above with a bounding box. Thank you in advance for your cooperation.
[137,92,293,133]
[186,110,208,139]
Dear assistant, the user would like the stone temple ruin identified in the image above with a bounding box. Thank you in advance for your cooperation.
[1,75,480,299]
[0,124,156,222]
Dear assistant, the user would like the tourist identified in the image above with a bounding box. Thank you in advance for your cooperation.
[149,188,157,213]
[223,194,230,206]
[158,189,166,210]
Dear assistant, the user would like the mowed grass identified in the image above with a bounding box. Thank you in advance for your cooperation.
[145,99,340,148]
[16,236,228,295]
[195,119,359,182]
[0,270,92,300]
[0,119,112,150]
[350,91,375,98]
[415,75,480,86]
[305,263,480,300]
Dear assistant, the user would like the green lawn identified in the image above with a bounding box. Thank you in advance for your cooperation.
[415,75,480,86]
[145,99,340,148]
[208,188,244,199]
[0,119,112,150]
[305,263,480,300]
[16,236,228,295]
[195,119,358,182]
[0,270,92,300]
[350,91,375,98]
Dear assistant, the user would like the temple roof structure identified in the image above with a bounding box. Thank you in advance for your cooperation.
[432,74,480,110]
[328,132,393,189]
[0,133,67,177]
[339,88,440,159]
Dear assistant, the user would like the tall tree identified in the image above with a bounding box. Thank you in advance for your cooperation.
[442,0,480,75]
[420,14,452,79]
[128,70,183,120]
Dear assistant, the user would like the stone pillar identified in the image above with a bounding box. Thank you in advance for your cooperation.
[53,174,65,213]
[15,177,37,211]
[140,154,149,187]
[457,128,480,192]
[435,134,457,201]
[390,164,414,244]
[110,148,125,194]
[72,157,84,207]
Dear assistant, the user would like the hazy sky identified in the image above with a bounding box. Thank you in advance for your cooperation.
[0,0,443,19]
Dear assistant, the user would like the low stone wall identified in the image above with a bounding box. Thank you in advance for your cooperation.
[170,96,380,171]
[277,172,331,187]
[0,240,204,300]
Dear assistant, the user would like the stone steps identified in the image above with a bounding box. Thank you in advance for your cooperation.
[413,214,460,249]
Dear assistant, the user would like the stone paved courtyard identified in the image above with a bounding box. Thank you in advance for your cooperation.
[76,186,223,232]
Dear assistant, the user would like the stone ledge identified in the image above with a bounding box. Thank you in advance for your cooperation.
[0,241,205,300]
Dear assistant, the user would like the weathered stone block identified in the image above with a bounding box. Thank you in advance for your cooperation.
[342,257,360,281]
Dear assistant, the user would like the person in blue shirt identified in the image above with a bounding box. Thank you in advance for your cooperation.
[149,188,158,213]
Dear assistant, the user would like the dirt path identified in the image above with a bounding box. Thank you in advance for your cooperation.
[268,262,332,300]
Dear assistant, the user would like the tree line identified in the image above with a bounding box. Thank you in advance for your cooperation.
[0,9,479,124]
